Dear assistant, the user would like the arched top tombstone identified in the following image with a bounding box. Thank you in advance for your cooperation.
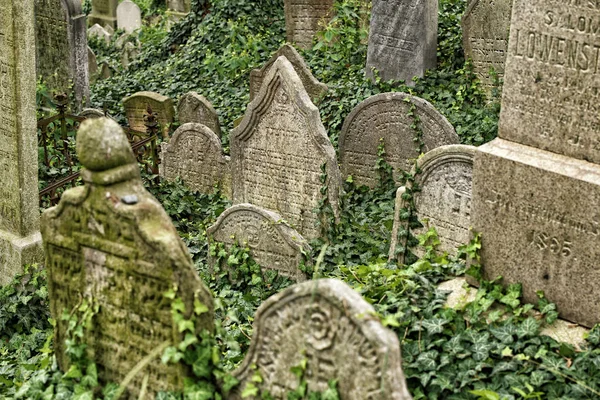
[117,0,142,34]
[122,91,175,137]
[339,92,458,188]
[177,92,221,135]
[284,0,335,49]
[231,279,413,399]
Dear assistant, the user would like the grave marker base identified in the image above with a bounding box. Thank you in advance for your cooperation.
[0,231,43,285]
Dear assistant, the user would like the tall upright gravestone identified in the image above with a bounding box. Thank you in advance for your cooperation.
[284,0,335,49]
[231,56,341,240]
[35,0,89,109]
[41,118,214,398]
[0,0,44,282]
[471,0,600,328]
[366,0,437,84]
[89,0,118,28]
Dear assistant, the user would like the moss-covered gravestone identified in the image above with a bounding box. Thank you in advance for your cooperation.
[41,118,214,398]
[123,91,175,138]
[89,0,117,28]
[284,0,335,49]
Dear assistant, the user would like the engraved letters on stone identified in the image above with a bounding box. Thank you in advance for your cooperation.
[177,92,221,135]
[284,0,335,49]
[122,91,175,138]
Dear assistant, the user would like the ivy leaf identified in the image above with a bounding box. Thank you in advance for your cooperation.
[416,350,439,371]
[469,389,500,400]
[421,317,448,335]
[241,383,258,398]
[490,325,515,344]
[517,318,540,338]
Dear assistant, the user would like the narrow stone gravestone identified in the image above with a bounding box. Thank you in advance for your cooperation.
[88,46,98,82]
[284,0,335,49]
[471,0,600,328]
[231,56,342,240]
[121,42,140,69]
[462,0,512,94]
[123,91,175,138]
[99,61,112,80]
[249,44,327,104]
[117,0,142,34]
[388,186,408,262]
[35,0,89,109]
[41,118,214,398]
[89,0,117,28]
[88,23,111,44]
[177,92,221,135]
[160,123,232,198]
[339,92,458,188]
[0,0,44,282]
[366,0,437,84]
[167,0,191,21]
[207,204,310,281]
[230,279,413,399]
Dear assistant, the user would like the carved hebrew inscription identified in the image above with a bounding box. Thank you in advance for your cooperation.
[284,0,335,49]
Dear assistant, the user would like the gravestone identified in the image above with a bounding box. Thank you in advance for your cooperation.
[123,91,175,138]
[41,118,214,398]
[166,0,191,21]
[160,123,231,198]
[339,92,458,188]
[388,186,407,262]
[284,0,335,49]
[35,0,89,109]
[89,0,117,28]
[249,44,327,104]
[0,0,44,282]
[462,0,512,94]
[88,23,111,44]
[99,61,112,80]
[231,279,413,399]
[117,0,142,34]
[121,42,140,69]
[79,108,105,119]
[88,46,98,82]
[231,56,341,240]
[366,0,437,84]
[207,204,310,281]
[471,0,600,328]
[177,92,221,135]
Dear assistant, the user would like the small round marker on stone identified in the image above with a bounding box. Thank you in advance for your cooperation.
[121,195,139,205]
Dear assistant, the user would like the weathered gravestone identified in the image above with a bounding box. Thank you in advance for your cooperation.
[117,0,142,34]
[0,0,44,282]
[89,0,117,28]
[231,279,413,399]
[79,108,106,119]
[177,92,221,135]
[249,44,327,104]
[123,91,175,138]
[160,123,231,198]
[366,0,437,84]
[35,0,89,109]
[471,0,600,328]
[121,42,140,69]
[339,92,458,188]
[166,0,191,21]
[388,187,408,262]
[41,118,214,398]
[462,0,512,94]
[88,46,98,82]
[231,56,341,240]
[207,204,310,281]
[88,23,111,44]
[284,0,335,49]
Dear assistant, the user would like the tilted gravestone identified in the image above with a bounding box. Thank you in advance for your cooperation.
[123,91,175,138]
[177,92,221,135]
[167,0,191,21]
[471,0,600,328]
[0,0,44,282]
[41,118,214,397]
[231,56,341,240]
[89,0,117,28]
[207,204,310,281]
[339,92,458,188]
[462,0,512,94]
[88,23,111,44]
[284,0,335,49]
[88,46,98,82]
[366,0,437,84]
[160,123,232,198]
[121,41,140,69]
[249,44,327,104]
[35,0,89,109]
[231,279,413,399]
[117,0,142,34]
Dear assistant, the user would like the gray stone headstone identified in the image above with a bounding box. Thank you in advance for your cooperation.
[88,23,111,44]
[166,0,191,21]
[99,61,112,80]
[388,186,408,262]
[89,0,117,28]
[339,92,458,188]
[122,91,175,138]
[231,56,342,240]
[250,44,327,104]
[284,0,335,49]
[231,279,413,399]
[79,108,105,119]
[0,0,44,282]
[120,41,140,69]
[177,92,221,135]
[41,118,214,397]
[207,204,310,281]
[366,0,437,84]
[35,0,89,109]
[160,123,231,198]
[88,46,98,82]
[117,0,142,34]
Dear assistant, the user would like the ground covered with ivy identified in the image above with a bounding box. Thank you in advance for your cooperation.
[9,0,600,399]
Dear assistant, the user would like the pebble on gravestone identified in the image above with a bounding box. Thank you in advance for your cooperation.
[160,123,231,198]
[121,41,140,69]
[249,44,327,104]
[231,279,413,399]
[88,23,112,44]
[89,0,117,28]
[177,92,221,135]
[88,46,98,82]
[0,0,44,282]
[41,118,214,398]
[284,0,335,49]
[339,92,458,189]
[231,56,342,240]
[117,0,142,34]
[462,0,512,95]
[207,204,310,281]
[122,91,175,138]
[366,0,437,84]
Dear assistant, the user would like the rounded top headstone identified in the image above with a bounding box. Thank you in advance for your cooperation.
[76,117,136,171]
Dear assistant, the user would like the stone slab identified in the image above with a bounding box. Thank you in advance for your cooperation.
[89,0,117,28]
[88,23,111,44]
[122,91,175,138]
[388,186,408,262]
[284,0,335,49]
[177,92,221,135]
[117,0,142,34]
[167,0,191,13]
